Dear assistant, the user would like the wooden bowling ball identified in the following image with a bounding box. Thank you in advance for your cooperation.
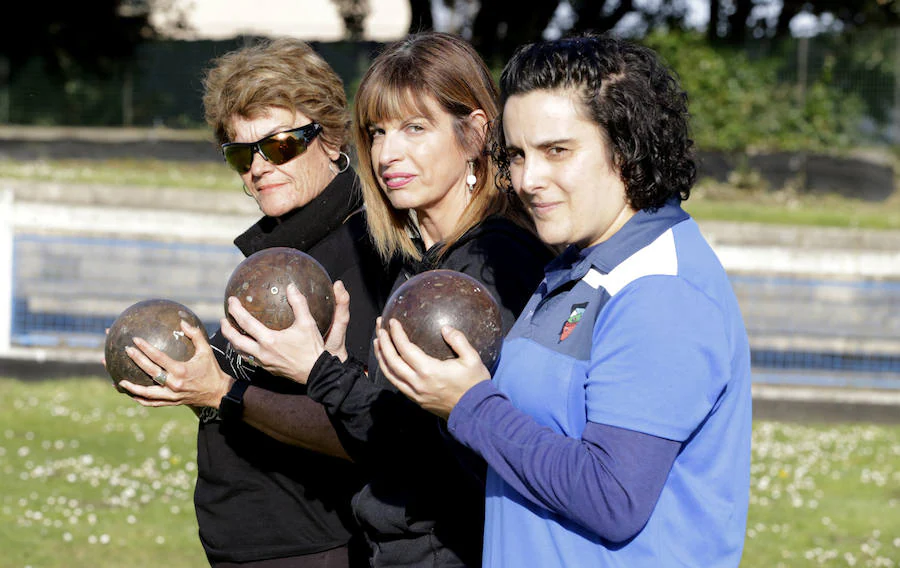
[224,247,334,334]
[104,299,207,389]
[380,269,503,369]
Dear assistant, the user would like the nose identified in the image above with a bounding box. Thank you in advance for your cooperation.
[376,131,401,169]
[248,146,273,177]
[516,155,545,195]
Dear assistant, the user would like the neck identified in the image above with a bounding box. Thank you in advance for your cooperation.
[414,182,471,249]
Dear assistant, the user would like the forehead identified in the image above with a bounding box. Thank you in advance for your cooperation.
[229,107,310,141]
[362,87,441,124]
[502,89,595,144]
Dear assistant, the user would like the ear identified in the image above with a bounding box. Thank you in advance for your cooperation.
[320,138,342,162]
[465,109,489,157]
[466,109,489,135]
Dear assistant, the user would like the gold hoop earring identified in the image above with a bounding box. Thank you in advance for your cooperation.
[466,160,477,193]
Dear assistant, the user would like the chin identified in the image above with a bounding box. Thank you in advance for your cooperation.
[259,202,293,218]
[535,228,565,248]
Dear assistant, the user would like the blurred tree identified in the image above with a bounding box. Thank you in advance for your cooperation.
[644,29,866,152]
[0,0,160,84]
[332,0,370,40]
[411,1,900,59]
[470,0,560,65]
[711,0,900,45]
[429,0,655,65]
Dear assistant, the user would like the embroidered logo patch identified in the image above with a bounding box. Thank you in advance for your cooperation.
[559,303,587,342]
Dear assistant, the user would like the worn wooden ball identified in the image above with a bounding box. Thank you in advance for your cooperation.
[104,299,207,389]
[224,247,334,334]
[380,269,503,369]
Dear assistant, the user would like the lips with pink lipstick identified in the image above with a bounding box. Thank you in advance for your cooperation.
[382,172,415,189]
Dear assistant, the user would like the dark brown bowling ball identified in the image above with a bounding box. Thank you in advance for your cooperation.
[104,299,207,389]
[380,269,503,369]
[224,247,334,334]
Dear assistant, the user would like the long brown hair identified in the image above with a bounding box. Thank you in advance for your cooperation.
[353,31,528,262]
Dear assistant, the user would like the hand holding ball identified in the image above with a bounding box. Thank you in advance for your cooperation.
[380,270,503,369]
[104,299,207,389]
[224,247,335,334]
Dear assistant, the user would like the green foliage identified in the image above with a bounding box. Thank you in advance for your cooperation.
[643,31,866,152]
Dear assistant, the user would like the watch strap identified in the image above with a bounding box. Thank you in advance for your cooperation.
[219,379,251,422]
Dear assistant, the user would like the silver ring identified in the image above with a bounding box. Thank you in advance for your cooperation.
[243,354,257,367]
[153,370,168,385]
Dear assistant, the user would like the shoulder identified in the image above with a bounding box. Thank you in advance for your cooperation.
[307,209,380,276]
[444,216,554,272]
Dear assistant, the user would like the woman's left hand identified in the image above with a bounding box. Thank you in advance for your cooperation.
[221,280,351,384]
[374,317,490,420]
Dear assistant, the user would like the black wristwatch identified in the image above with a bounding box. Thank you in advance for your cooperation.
[219,379,251,422]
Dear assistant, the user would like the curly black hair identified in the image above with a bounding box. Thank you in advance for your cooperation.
[491,33,696,211]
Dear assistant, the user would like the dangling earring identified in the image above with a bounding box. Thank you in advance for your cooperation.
[329,152,351,175]
[243,184,262,212]
[466,160,477,193]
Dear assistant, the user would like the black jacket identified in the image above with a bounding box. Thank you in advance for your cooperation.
[306,215,554,567]
[195,169,395,564]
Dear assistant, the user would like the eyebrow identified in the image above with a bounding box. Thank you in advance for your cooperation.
[506,137,575,153]
[265,125,296,138]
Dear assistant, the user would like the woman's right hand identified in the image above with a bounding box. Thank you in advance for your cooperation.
[374,317,491,420]
[221,280,351,384]
[117,320,234,409]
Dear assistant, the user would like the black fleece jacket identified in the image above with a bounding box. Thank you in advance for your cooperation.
[195,169,395,564]
[305,215,554,567]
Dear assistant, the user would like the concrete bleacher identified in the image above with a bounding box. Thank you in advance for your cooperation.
[3,180,900,422]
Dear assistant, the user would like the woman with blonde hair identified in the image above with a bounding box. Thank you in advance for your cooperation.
[222,32,553,566]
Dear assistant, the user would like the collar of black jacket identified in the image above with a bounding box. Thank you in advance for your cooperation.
[233,169,363,257]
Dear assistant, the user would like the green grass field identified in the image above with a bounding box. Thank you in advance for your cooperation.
[0,378,206,568]
[1,377,898,567]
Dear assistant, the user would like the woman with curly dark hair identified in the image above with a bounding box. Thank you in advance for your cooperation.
[376,33,752,567]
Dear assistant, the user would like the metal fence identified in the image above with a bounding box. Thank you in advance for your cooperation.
[10,234,243,349]
[7,231,900,390]
[0,38,383,128]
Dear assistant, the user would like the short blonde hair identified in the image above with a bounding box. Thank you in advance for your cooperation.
[202,38,350,153]
[353,32,527,262]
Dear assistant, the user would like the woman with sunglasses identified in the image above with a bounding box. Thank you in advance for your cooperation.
[220,32,554,566]
[118,38,394,567]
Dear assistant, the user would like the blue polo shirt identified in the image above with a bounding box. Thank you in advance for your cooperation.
[448,202,752,567]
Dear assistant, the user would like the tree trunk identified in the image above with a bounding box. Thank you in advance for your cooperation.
[726,0,753,45]
[707,0,720,42]
[408,0,434,33]
[574,0,635,33]
[775,0,803,40]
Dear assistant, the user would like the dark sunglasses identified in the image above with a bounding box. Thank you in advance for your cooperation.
[221,122,323,174]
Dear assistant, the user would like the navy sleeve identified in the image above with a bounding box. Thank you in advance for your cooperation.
[448,380,681,543]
